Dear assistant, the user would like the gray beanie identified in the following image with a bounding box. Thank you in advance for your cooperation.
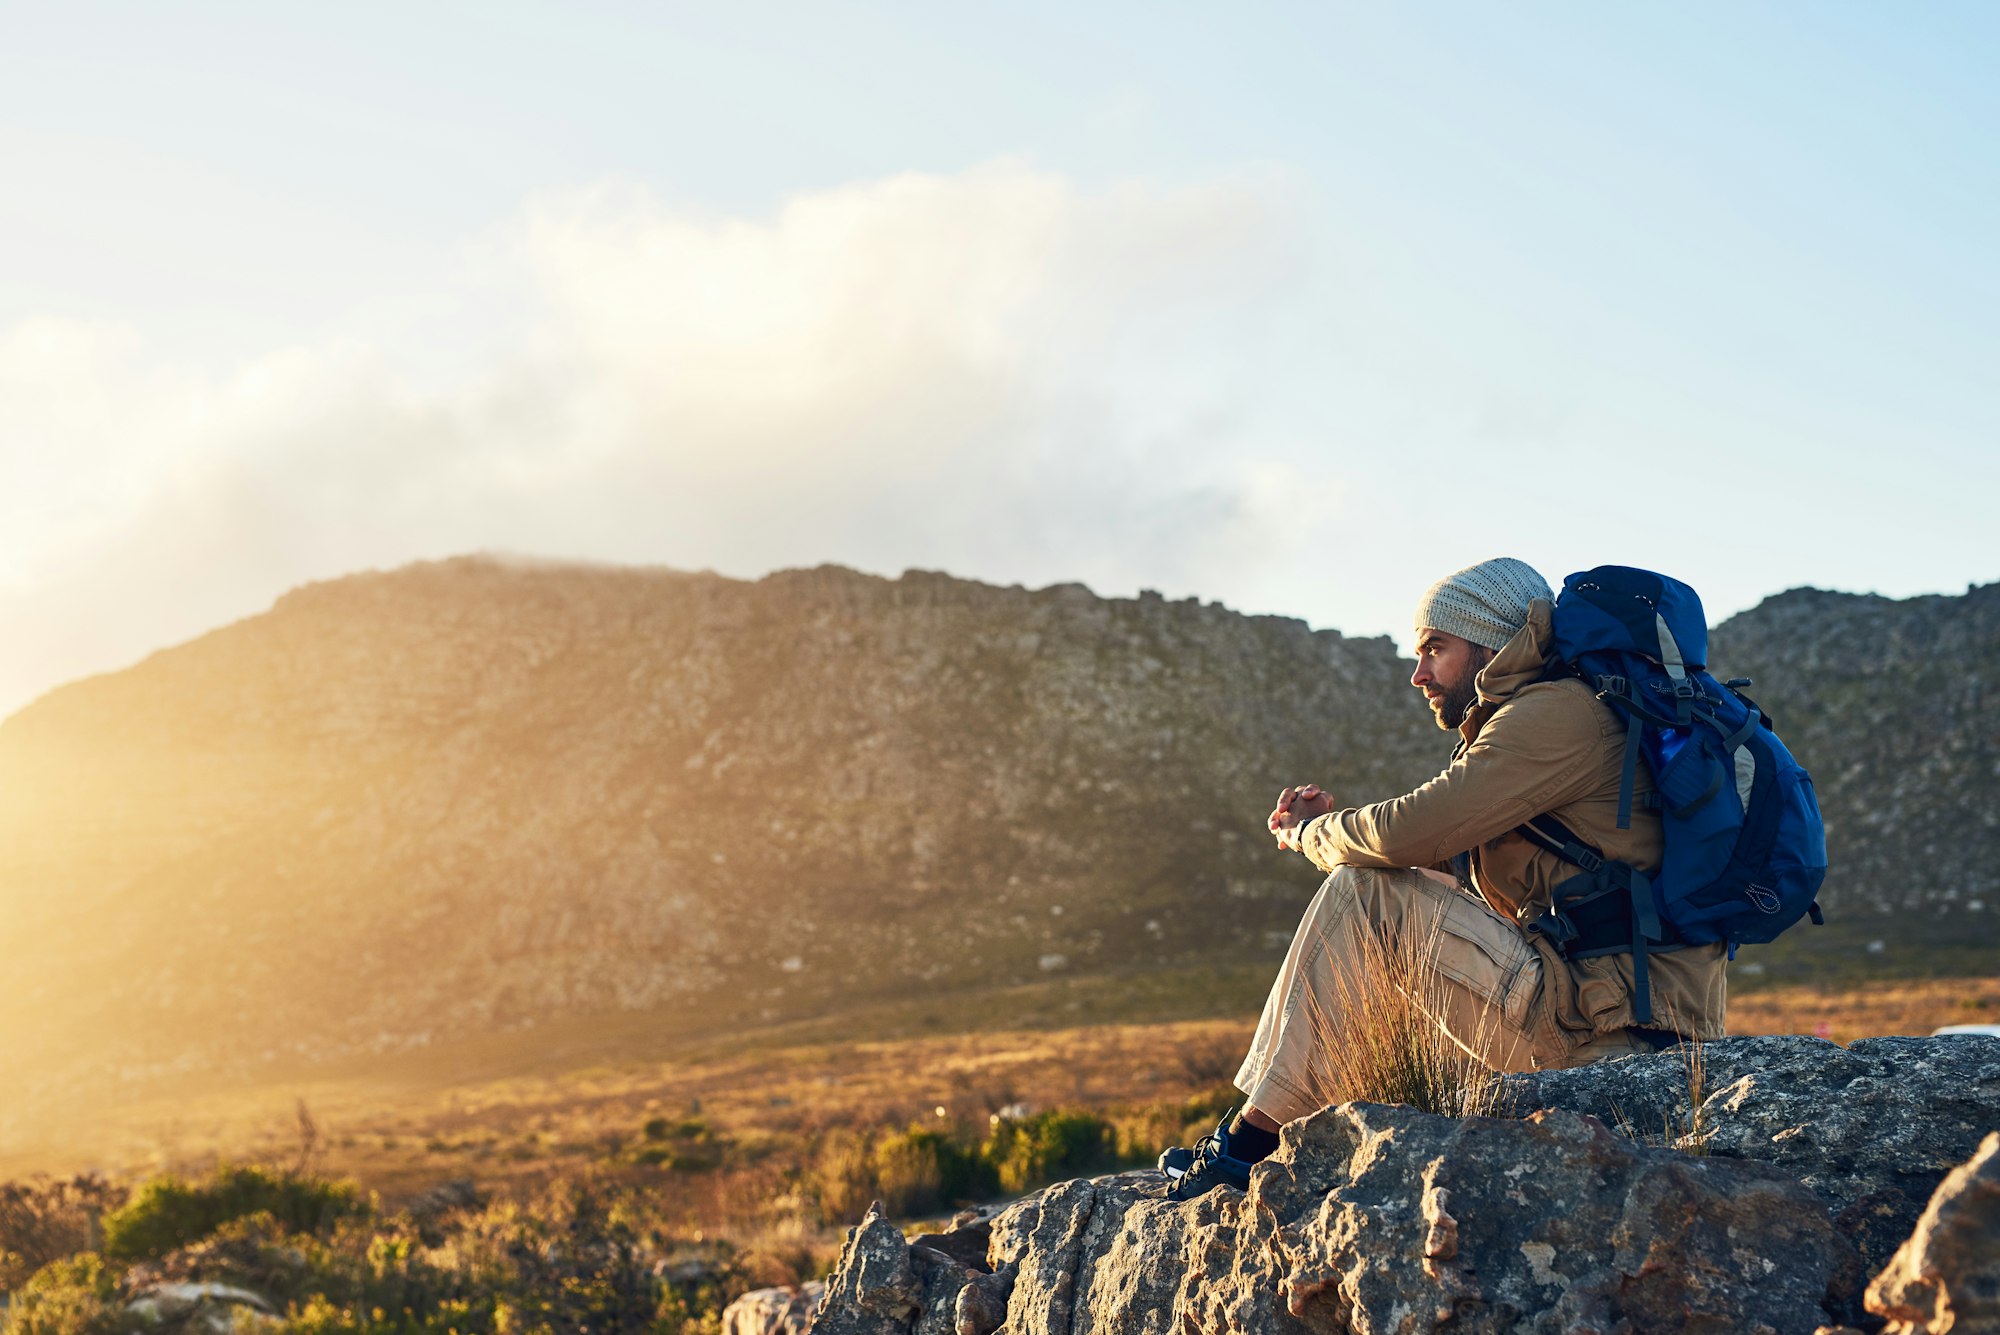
[1411,557,1553,651]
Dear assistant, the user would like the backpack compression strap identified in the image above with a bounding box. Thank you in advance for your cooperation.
[1515,814,1670,1026]
[1584,675,1650,830]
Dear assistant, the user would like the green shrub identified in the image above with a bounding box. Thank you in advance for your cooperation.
[1,1252,130,1335]
[631,1117,719,1171]
[817,1110,1139,1222]
[813,1123,1003,1224]
[99,1165,365,1262]
[982,1112,1118,1196]
[641,1117,710,1146]
[871,1128,990,1218]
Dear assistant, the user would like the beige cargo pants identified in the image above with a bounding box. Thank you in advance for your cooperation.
[1233,864,1652,1123]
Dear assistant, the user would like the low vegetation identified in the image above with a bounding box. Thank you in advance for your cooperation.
[2,1169,737,1335]
[99,1164,364,1263]
[0,977,1987,1331]
[0,1091,1239,1333]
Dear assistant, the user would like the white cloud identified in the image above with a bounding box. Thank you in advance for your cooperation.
[0,161,1316,718]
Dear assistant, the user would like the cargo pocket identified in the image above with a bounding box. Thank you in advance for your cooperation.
[1520,935,1595,1067]
[1574,964,1634,1035]
[1429,900,1541,1035]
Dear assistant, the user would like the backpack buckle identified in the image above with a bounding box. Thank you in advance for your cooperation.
[1566,845,1605,874]
[1595,674,1628,699]
[1529,911,1578,948]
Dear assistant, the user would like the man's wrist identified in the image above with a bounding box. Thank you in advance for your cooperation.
[1289,811,1321,853]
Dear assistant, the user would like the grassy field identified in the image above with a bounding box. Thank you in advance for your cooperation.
[12,973,1995,1203]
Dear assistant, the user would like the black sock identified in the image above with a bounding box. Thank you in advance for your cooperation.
[1226,1115,1280,1162]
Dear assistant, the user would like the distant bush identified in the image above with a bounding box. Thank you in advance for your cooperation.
[813,1108,1137,1224]
[872,1128,991,1218]
[0,1251,126,1335]
[983,1112,1119,1196]
[662,1117,712,1142]
[812,1123,992,1224]
[1108,1086,1240,1165]
[99,1165,365,1262]
[631,1116,721,1172]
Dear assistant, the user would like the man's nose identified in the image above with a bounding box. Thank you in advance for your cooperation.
[1411,661,1429,688]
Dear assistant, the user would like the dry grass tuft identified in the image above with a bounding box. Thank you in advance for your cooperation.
[1652,999,1713,1155]
[1301,918,1500,1119]
[1675,1031,1711,1154]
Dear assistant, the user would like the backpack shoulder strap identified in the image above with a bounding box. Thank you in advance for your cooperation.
[1516,813,1603,871]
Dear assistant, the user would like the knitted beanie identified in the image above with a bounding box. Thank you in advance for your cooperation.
[1411,557,1553,651]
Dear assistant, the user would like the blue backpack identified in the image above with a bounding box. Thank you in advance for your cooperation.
[1516,566,1827,1026]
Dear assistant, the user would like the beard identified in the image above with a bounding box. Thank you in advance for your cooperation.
[1425,649,1493,731]
[1428,677,1480,730]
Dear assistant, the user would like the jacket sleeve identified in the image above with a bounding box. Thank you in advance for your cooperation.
[1299,684,1607,873]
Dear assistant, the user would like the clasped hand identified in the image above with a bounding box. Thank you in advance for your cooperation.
[1268,783,1336,852]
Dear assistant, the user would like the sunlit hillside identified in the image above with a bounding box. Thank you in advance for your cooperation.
[0,557,1441,1128]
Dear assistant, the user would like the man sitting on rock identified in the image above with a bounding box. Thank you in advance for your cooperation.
[1160,556,1726,1200]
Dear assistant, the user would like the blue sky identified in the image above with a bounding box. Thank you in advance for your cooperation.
[3,3,1995,717]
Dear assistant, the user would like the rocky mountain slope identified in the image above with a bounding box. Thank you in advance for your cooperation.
[0,559,1991,1109]
[1706,581,2000,926]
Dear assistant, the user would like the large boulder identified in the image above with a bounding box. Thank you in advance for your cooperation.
[123,1281,279,1333]
[722,1280,825,1335]
[1498,1035,2000,1275]
[1866,1131,2000,1335]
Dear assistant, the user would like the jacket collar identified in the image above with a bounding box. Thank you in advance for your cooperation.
[1457,598,1558,745]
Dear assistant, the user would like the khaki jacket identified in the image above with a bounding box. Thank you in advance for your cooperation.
[1299,599,1727,1043]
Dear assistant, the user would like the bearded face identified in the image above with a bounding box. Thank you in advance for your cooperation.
[1411,630,1495,731]
[1428,660,1484,730]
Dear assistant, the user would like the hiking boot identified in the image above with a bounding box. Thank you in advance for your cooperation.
[1157,1112,1254,1201]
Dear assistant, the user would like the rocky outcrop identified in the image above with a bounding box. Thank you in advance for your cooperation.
[809,1205,1007,1335]
[813,1105,1859,1334]
[1498,1035,2000,1275]
[1867,1131,2000,1335]
[811,1036,2000,1334]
